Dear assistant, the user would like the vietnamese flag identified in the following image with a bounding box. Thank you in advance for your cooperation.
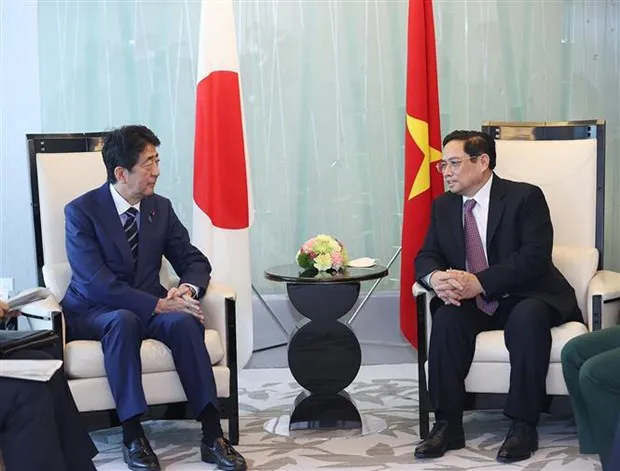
[400,0,444,349]
[192,0,253,367]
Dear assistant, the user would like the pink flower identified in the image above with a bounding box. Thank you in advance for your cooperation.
[331,252,344,270]
[302,240,314,254]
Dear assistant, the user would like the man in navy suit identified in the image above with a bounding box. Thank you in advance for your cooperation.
[61,125,246,471]
[414,130,581,463]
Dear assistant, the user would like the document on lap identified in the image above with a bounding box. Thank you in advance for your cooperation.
[0,359,63,382]
[7,287,52,310]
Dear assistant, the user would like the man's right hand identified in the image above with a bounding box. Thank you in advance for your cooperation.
[430,271,464,306]
[155,296,204,323]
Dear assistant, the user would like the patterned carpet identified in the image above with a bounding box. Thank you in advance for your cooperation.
[91,364,602,470]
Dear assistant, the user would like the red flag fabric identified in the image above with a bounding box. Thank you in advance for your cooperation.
[194,70,249,230]
[192,0,254,367]
[400,0,444,349]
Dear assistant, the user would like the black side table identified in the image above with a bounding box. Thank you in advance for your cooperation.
[264,263,388,431]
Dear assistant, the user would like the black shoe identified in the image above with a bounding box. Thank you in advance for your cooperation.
[201,436,247,471]
[496,420,538,463]
[414,420,465,459]
[122,437,160,470]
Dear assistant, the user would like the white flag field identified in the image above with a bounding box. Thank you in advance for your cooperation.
[192,0,254,368]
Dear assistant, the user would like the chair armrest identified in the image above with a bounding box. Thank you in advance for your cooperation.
[200,281,236,367]
[167,275,181,289]
[18,294,65,347]
[588,270,620,330]
[413,282,435,298]
[18,294,62,320]
[413,282,435,355]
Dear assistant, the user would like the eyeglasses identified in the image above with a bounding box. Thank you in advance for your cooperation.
[435,155,479,173]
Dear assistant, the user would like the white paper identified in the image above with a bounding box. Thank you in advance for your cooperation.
[0,360,63,382]
[7,288,51,310]
[348,257,376,268]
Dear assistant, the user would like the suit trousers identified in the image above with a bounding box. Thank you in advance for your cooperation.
[561,325,620,470]
[67,310,218,422]
[428,296,560,425]
[0,350,98,471]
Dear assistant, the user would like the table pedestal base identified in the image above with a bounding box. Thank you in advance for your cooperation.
[289,390,362,431]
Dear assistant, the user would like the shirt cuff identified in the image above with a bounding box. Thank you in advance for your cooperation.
[423,272,436,290]
[181,283,199,299]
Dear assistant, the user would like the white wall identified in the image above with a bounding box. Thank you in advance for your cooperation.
[0,0,41,292]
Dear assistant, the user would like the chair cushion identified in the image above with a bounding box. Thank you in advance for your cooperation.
[472,321,588,363]
[64,329,225,379]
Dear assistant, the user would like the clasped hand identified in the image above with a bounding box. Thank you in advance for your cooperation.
[430,269,484,306]
[154,284,204,323]
[0,300,20,320]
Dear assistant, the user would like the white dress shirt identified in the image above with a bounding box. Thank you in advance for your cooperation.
[109,184,141,228]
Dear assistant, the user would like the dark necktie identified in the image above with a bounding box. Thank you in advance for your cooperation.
[464,199,498,315]
[124,207,139,262]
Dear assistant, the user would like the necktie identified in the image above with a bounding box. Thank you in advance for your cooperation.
[463,199,498,315]
[124,207,139,262]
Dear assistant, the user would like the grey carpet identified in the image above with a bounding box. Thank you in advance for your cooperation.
[90,364,602,470]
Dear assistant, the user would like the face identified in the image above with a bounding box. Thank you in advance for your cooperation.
[115,143,160,203]
[439,139,490,197]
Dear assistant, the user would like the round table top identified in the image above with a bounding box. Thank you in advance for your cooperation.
[264,263,388,284]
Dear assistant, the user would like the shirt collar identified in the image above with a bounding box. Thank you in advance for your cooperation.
[109,184,141,216]
[463,173,493,210]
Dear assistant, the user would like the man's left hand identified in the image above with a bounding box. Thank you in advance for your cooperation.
[446,269,484,300]
[166,284,195,300]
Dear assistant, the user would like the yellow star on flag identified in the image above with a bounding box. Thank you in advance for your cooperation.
[407,115,442,200]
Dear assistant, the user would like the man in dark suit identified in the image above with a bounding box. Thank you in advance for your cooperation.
[0,301,97,471]
[61,125,246,471]
[414,130,581,463]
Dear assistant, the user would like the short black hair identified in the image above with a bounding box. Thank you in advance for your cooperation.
[442,130,496,170]
[102,125,161,183]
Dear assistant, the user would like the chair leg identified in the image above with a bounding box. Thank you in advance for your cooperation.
[228,391,240,445]
[419,402,430,439]
[418,365,430,439]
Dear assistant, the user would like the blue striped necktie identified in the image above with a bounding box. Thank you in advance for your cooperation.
[124,207,139,262]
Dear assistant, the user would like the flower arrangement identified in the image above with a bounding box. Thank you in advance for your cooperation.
[296,234,349,272]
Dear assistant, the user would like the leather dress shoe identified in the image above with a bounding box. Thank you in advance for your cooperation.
[122,437,160,470]
[497,420,538,463]
[201,436,247,471]
[414,420,465,459]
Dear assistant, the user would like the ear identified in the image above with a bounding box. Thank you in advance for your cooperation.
[478,153,491,170]
[114,166,127,184]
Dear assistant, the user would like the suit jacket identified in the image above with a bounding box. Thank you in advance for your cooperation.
[61,183,211,324]
[414,175,581,324]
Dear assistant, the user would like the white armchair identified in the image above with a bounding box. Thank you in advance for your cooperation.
[415,121,620,438]
[20,133,243,444]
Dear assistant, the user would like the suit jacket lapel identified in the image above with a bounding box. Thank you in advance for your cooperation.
[94,184,134,272]
[487,175,506,253]
[449,194,466,269]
